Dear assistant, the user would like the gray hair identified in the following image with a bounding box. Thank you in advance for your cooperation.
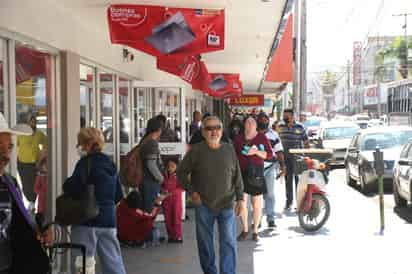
[202,116,223,128]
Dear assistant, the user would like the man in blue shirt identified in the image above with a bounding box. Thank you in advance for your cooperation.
[278,109,310,211]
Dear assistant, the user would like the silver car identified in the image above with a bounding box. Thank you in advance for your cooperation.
[345,126,412,193]
[314,122,360,168]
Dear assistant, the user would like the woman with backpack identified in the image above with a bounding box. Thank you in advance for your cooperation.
[139,118,164,212]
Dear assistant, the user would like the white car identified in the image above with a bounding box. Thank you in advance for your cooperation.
[314,121,360,168]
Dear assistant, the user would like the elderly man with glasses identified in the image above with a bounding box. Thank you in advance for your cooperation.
[177,116,244,274]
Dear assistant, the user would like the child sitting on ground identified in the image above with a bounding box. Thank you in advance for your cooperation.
[162,158,184,243]
[117,189,168,246]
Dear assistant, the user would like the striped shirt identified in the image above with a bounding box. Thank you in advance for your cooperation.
[278,121,308,153]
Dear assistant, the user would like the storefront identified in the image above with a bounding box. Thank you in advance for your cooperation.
[0,32,60,220]
[387,79,412,114]
[362,84,388,117]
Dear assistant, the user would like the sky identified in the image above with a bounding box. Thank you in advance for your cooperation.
[307,0,412,76]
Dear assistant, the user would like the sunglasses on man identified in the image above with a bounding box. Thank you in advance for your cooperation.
[204,125,222,131]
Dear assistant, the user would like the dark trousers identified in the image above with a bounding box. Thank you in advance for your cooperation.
[17,161,37,202]
[285,155,299,206]
[142,177,160,212]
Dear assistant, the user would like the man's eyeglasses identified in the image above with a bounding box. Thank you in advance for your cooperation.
[204,125,222,131]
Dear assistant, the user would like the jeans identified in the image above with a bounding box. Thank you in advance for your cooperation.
[285,155,299,206]
[195,204,237,274]
[142,176,161,212]
[71,226,126,274]
[263,163,277,222]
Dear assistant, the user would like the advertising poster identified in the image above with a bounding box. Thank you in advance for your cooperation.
[108,5,225,57]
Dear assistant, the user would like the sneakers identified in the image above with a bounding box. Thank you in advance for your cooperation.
[267,220,277,228]
[168,238,183,244]
[284,204,292,211]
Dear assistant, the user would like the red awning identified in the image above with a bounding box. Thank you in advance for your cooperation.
[265,14,293,83]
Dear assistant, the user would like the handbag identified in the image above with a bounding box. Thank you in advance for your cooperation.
[242,138,266,189]
[55,158,99,226]
[244,163,266,188]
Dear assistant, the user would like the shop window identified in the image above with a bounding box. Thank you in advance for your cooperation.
[0,40,5,114]
[80,64,95,128]
[154,87,181,142]
[135,87,153,142]
[15,42,54,218]
[99,71,114,160]
[118,77,130,155]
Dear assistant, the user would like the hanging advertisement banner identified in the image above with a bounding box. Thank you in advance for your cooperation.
[156,55,209,89]
[107,5,225,57]
[205,73,243,98]
[227,94,264,106]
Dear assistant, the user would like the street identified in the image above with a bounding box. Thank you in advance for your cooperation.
[119,169,412,274]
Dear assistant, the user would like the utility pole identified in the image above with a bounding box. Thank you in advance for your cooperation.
[293,0,301,117]
[347,60,351,114]
[393,13,412,77]
[376,35,382,117]
[293,0,307,117]
[300,0,307,115]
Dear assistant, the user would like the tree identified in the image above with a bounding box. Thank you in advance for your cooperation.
[376,36,412,79]
[319,70,338,113]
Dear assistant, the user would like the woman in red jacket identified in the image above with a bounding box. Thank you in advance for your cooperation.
[117,190,167,245]
[162,158,184,243]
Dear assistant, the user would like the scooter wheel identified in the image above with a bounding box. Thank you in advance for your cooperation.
[298,193,330,232]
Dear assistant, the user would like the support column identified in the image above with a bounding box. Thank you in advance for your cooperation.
[60,51,80,179]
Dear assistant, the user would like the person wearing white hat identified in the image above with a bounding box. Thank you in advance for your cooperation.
[0,113,51,274]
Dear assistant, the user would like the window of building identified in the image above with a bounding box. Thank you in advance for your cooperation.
[80,64,95,128]
[99,71,114,160]
[135,87,153,142]
[0,40,5,115]
[118,77,130,156]
[15,42,56,215]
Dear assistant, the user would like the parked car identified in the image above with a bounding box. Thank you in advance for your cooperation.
[345,126,412,193]
[393,139,412,207]
[367,119,383,128]
[314,122,359,168]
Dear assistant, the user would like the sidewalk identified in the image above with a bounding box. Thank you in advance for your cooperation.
[116,170,412,274]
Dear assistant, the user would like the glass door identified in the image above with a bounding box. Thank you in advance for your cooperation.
[80,64,95,128]
[15,42,56,218]
[99,71,115,160]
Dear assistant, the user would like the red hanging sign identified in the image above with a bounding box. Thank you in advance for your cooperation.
[205,73,243,98]
[107,5,225,57]
[156,55,209,89]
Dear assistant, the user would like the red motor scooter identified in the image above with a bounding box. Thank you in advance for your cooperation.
[289,149,332,232]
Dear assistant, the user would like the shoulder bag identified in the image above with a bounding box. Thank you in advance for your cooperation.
[55,158,99,226]
[242,139,266,189]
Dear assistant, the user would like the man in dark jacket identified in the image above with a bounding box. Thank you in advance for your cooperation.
[0,113,51,274]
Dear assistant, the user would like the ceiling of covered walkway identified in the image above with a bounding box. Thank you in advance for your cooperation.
[52,0,287,93]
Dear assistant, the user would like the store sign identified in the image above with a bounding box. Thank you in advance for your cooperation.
[107,5,225,57]
[353,42,362,86]
[227,95,264,106]
[159,143,187,155]
[363,84,388,106]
